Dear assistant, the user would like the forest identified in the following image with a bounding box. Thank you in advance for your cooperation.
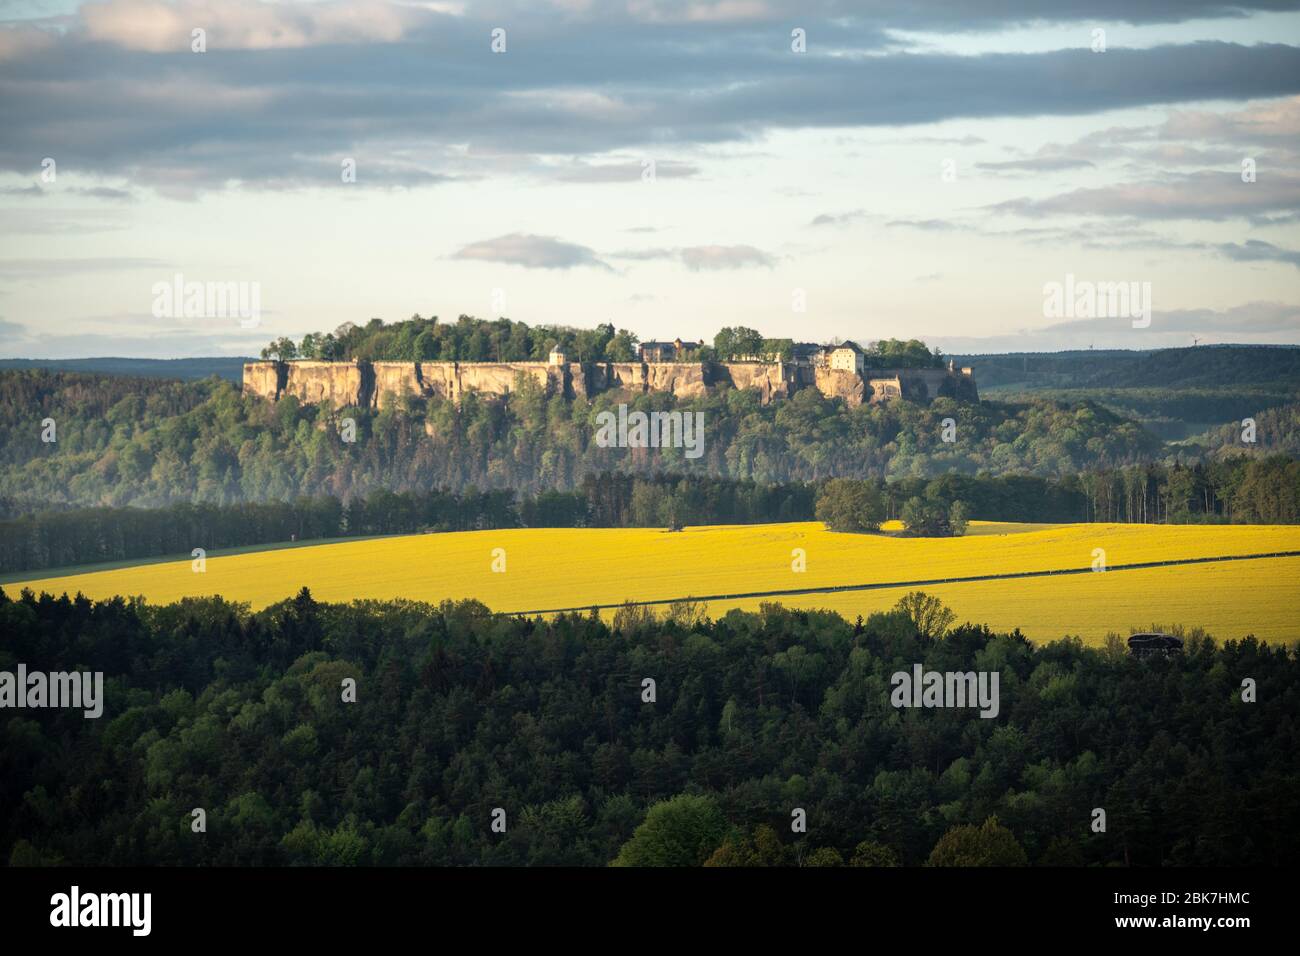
[6,363,1280,516]
[2,586,1295,867]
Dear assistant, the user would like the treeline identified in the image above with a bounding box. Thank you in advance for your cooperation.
[263,314,949,371]
[6,459,1298,576]
[262,314,643,364]
[0,476,816,575]
[3,588,1296,867]
[1074,455,1300,523]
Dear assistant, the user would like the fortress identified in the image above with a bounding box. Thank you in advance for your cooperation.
[242,342,977,410]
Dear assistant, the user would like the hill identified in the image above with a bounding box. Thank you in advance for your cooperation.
[0,367,1167,514]
[954,344,1300,391]
[0,356,248,382]
[958,345,1300,440]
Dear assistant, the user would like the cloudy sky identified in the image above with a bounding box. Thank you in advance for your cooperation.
[1,0,1298,358]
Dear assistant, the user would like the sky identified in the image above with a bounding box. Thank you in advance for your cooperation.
[0,0,1298,358]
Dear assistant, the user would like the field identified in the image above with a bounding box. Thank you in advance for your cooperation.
[8,520,1299,644]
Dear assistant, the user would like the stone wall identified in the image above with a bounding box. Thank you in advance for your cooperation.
[243,358,976,409]
[858,368,981,404]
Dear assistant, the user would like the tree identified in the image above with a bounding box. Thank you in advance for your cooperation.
[948,500,969,536]
[927,816,1029,866]
[604,329,639,362]
[703,825,790,867]
[894,591,956,641]
[612,794,726,867]
[803,847,844,867]
[815,478,884,533]
[900,495,957,536]
[713,326,764,359]
[260,337,298,361]
[849,840,900,866]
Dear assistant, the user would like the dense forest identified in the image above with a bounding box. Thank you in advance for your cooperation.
[0,366,1241,513]
[2,587,1295,867]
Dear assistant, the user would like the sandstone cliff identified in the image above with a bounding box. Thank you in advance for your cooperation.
[242,358,976,409]
[719,362,794,404]
[815,367,867,408]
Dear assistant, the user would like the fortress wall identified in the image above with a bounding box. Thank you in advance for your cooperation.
[866,375,904,403]
[242,359,976,409]
[862,367,980,404]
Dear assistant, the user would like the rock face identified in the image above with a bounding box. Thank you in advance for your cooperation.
[243,359,977,409]
[815,367,867,408]
[720,362,795,404]
[265,361,370,408]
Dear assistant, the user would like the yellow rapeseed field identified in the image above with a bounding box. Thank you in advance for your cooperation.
[8,521,1299,645]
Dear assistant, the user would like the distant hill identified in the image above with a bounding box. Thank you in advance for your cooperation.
[954,345,1300,439]
[954,345,1300,391]
[0,357,249,382]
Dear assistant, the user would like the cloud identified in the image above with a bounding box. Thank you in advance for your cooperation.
[0,317,29,342]
[990,171,1300,221]
[79,0,416,52]
[886,218,967,231]
[3,2,1299,197]
[1040,301,1300,336]
[546,159,699,183]
[0,206,134,234]
[810,209,869,227]
[1160,95,1300,143]
[1217,239,1300,269]
[680,244,776,270]
[0,318,274,359]
[613,244,777,269]
[974,157,1096,173]
[451,233,613,270]
[73,186,135,201]
[931,301,1300,352]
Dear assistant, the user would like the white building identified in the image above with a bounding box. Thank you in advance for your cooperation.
[827,342,865,373]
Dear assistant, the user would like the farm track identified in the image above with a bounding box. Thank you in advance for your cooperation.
[504,549,1300,616]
